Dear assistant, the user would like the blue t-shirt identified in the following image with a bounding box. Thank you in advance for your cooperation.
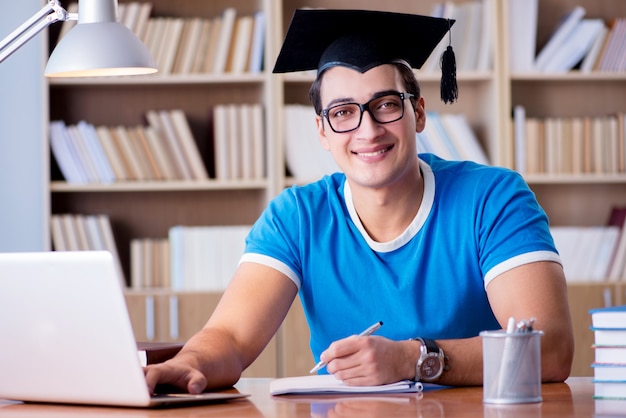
[241,154,560,363]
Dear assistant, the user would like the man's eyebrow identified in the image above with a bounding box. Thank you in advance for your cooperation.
[324,90,401,108]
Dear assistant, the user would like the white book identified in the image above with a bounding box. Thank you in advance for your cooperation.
[96,214,126,288]
[428,112,462,160]
[458,1,482,71]
[74,215,92,251]
[578,227,611,281]
[593,345,626,364]
[50,215,68,251]
[228,15,254,73]
[77,121,116,183]
[66,125,100,183]
[542,19,605,73]
[580,24,609,72]
[60,214,80,251]
[84,215,106,251]
[94,126,128,181]
[169,110,208,180]
[608,215,626,281]
[49,120,86,184]
[475,0,493,71]
[134,3,153,40]
[159,18,185,75]
[239,104,253,179]
[597,18,626,72]
[251,104,265,179]
[248,11,266,73]
[111,126,145,181]
[284,105,338,181]
[551,226,583,281]
[227,104,242,179]
[175,17,204,74]
[534,6,586,71]
[191,19,213,73]
[211,7,237,73]
[146,18,166,69]
[130,239,144,289]
[439,113,489,165]
[589,226,620,281]
[121,2,141,33]
[168,226,185,290]
[212,105,231,180]
[155,110,193,180]
[508,0,537,72]
[420,112,454,160]
[142,125,177,181]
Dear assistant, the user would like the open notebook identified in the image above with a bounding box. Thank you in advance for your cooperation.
[0,251,248,408]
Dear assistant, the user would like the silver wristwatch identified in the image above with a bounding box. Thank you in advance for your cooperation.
[413,337,446,382]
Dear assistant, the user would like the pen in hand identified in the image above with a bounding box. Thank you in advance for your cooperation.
[309,321,383,374]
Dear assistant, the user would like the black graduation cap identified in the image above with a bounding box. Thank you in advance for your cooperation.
[273,9,458,104]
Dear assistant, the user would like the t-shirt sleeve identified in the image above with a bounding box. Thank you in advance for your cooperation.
[477,169,561,287]
[240,188,304,288]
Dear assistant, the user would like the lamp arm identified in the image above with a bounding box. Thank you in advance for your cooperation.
[0,0,76,64]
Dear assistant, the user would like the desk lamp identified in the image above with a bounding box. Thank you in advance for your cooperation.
[0,0,157,77]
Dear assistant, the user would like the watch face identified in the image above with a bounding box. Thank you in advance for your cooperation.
[421,355,442,379]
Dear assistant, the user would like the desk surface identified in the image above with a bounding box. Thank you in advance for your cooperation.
[0,377,617,417]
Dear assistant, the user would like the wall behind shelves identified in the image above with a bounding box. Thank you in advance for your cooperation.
[0,0,48,252]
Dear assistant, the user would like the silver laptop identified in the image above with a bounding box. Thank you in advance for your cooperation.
[0,251,248,407]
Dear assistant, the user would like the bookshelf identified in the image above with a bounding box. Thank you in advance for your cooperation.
[0,0,623,377]
[502,0,626,377]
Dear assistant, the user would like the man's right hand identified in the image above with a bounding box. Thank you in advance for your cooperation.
[144,357,208,394]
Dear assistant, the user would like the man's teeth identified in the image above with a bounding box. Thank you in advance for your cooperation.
[356,147,390,157]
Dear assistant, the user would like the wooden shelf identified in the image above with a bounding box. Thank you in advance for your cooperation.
[50,179,268,192]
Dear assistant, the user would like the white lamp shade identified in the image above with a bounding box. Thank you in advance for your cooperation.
[44,21,157,77]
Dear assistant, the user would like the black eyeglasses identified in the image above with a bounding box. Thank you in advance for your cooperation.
[320,92,415,133]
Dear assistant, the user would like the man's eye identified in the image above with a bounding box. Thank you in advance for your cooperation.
[379,100,400,110]
[332,107,353,118]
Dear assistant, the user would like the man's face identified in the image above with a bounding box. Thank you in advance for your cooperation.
[315,64,426,190]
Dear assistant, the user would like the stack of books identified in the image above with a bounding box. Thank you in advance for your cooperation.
[590,305,626,402]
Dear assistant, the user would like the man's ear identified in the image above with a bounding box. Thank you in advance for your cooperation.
[415,96,426,133]
[316,115,331,150]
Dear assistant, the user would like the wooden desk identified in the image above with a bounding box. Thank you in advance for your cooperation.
[0,377,606,417]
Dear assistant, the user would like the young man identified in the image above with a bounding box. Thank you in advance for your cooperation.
[145,9,573,393]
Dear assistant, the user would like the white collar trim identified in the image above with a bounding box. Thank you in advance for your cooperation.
[343,158,435,253]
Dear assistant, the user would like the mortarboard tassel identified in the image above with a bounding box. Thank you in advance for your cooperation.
[440,20,458,104]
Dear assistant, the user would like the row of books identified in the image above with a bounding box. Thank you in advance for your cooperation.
[589,305,626,401]
[417,112,490,166]
[509,1,626,73]
[167,225,250,291]
[212,104,266,181]
[131,226,251,291]
[50,214,125,287]
[552,208,626,283]
[513,106,626,176]
[130,238,170,290]
[425,0,493,73]
[50,110,208,184]
[284,105,490,182]
[59,3,265,75]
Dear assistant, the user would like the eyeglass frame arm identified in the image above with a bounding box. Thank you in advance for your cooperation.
[0,0,77,64]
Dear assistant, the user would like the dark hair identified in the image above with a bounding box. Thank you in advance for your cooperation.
[308,62,421,115]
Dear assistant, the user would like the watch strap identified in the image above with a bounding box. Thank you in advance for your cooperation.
[416,337,439,353]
